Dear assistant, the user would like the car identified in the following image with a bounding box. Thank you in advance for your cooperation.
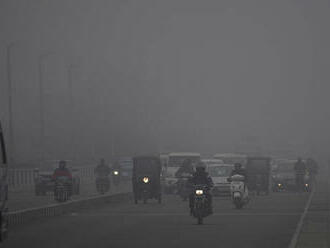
[118,157,134,180]
[207,164,234,196]
[202,159,224,166]
[213,153,247,166]
[271,159,297,192]
[34,167,80,196]
[34,171,54,196]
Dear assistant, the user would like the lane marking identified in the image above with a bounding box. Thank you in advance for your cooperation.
[288,189,315,248]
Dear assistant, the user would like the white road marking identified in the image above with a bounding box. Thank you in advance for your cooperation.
[288,189,315,248]
[69,212,302,217]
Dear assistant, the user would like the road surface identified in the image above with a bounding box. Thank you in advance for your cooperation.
[4,192,309,248]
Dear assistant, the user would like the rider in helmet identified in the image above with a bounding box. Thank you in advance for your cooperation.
[52,160,72,180]
[188,162,214,215]
[95,158,111,178]
[294,157,307,191]
[231,163,246,178]
[52,160,73,196]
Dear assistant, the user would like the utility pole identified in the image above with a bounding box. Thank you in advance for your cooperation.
[68,64,76,162]
[38,52,52,166]
[6,43,15,164]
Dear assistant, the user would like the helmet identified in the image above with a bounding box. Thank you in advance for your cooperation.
[59,160,66,169]
[195,161,206,172]
[182,158,192,167]
[234,163,242,169]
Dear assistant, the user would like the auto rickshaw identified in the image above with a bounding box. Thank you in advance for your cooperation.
[132,156,162,204]
[245,156,271,195]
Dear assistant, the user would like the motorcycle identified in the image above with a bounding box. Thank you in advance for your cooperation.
[54,177,71,202]
[96,176,110,194]
[112,170,121,186]
[229,174,249,209]
[191,185,211,225]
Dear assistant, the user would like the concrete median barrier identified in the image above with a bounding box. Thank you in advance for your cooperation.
[7,191,132,226]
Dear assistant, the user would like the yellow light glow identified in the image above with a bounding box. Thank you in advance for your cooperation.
[195,190,203,195]
[143,177,149,183]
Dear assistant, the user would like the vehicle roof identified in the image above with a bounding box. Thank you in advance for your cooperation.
[168,152,201,157]
[133,155,160,160]
[202,159,224,163]
[214,153,247,158]
[207,163,234,168]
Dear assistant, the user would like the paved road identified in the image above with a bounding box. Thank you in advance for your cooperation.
[4,192,309,248]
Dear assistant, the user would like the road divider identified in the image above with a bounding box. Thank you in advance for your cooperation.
[7,191,132,226]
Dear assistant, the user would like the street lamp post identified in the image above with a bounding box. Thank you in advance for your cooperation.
[67,64,77,162]
[6,43,15,164]
[38,52,52,165]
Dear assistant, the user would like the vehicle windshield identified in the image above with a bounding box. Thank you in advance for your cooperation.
[277,163,295,172]
[119,159,133,168]
[168,156,200,167]
[134,158,160,173]
[218,157,246,165]
[208,166,232,177]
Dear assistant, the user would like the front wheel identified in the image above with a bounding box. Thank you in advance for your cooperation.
[235,201,243,209]
[197,216,203,225]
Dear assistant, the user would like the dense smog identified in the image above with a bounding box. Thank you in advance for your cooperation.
[0,1,329,247]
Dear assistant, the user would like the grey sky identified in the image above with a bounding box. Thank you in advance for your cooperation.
[1,0,329,162]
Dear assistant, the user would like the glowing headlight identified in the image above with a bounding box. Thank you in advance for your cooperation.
[143,177,149,183]
[195,190,203,195]
[305,183,309,187]
[113,171,119,175]
[278,183,282,187]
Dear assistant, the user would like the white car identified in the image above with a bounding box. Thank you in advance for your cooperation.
[207,164,234,196]
[202,159,224,166]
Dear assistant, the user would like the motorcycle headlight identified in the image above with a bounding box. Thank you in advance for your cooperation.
[195,189,203,195]
[143,177,149,183]
[305,183,309,187]
[113,171,119,176]
[278,183,282,187]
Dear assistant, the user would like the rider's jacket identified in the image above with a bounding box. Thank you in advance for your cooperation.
[189,171,214,189]
[52,168,72,180]
[95,165,111,177]
[231,168,246,177]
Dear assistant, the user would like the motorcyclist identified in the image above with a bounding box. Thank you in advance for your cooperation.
[52,160,72,180]
[231,163,246,179]
[52,160,73,196]
[294,158,307,191]
[306,158,318,184]
[95,158,111,178]
[188,162,214,215]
